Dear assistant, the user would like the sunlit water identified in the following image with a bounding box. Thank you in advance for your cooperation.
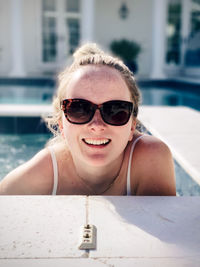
[140,86,200,111]
[0,85,53,104]
[0,134,51,180]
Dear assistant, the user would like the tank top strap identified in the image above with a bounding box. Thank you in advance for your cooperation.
[127,135,145,196]
[48,146,58,195]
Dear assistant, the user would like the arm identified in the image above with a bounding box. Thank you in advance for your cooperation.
[0,148,53,195]
[133,136,176,196]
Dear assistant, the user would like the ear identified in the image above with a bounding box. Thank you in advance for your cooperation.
[128,119,136,141]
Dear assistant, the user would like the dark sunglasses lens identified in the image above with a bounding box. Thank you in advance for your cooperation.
[102,101,132,126]
[65,100,93,124]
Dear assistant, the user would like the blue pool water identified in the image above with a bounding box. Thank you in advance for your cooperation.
[140,85,200,111]
[0,85,54,104]
[0,134,51,179]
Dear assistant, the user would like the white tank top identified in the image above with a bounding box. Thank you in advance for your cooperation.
[49,135,144,196]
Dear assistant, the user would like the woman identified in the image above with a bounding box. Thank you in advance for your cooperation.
[0,43,176,195]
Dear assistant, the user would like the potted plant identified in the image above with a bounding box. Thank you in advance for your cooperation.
[110,39,141,73]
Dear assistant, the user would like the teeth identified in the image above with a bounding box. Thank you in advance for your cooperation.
[84,138,110,145]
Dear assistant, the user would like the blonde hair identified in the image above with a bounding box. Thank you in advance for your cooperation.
[45,43,141,143]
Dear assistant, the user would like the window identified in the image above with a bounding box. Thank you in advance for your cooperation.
[42,16,57,62]
[165,0,182,65]
[41,0,80,63]
[66,0,80,12]
[42,0,56,12]
[185,0,200,66]
[67,18,80,54]
[42,0,57,62]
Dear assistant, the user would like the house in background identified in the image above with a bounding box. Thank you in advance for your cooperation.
[0,0,199,80]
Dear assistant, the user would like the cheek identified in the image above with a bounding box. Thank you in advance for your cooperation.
[62,119,81,149]
[118,118,135,140]
[113,123,134,148]
[63,121,74,139]
[61,117,73,140]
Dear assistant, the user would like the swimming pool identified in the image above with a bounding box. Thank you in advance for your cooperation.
[0,80,200,195]
[0,133,199,196]
[0,84,54,105]
[140,85,200,111]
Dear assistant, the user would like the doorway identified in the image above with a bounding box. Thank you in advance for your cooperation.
[165,0,200,77]
[39,0,81,71]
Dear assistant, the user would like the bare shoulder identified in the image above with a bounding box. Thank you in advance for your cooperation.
[0,148,53,195]
[135,135,172,157]
[132,135,176,196]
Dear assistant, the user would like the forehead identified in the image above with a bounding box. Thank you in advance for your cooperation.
[64,65,131,102]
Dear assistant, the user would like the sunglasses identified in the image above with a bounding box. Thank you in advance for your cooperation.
[61,99,135,126]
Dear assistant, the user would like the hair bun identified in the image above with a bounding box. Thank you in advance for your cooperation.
[73,43,104,60]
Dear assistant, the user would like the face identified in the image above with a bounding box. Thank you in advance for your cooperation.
[60,65,135,167]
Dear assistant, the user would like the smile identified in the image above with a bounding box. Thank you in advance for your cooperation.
[83,138,111,146]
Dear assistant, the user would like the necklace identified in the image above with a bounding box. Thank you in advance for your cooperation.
[77,152,125,195]
[79,172,118,195]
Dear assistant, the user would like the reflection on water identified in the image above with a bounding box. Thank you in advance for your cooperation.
[0,85,54,104]
[175,160,200,196]
[140,86,200,111]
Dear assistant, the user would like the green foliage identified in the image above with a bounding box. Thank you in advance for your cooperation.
[110,39,141,62]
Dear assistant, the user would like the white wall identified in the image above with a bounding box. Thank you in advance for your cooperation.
[94,0,154,78]
[0,0,155,78]
[0,0,12,76]
[23,0,41,76]
[0,0,41,77]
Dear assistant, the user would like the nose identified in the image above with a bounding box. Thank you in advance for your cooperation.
[87,109,106,132]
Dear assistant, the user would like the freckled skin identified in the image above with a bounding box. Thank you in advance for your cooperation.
[61,66,135,171]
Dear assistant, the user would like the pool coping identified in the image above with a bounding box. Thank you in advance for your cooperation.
[0,196,200,264]
[0,104,52,117]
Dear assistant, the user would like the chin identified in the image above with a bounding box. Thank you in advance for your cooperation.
[84,154,111,167]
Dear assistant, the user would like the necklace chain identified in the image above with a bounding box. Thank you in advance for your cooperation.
[79,172,118,195]
[77,151,125,195]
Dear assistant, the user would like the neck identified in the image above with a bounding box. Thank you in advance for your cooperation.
[72,152,125,194]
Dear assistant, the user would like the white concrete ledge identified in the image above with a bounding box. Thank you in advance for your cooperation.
[0,196,200,266]
[0,104,52,117]
[139,106,200,185]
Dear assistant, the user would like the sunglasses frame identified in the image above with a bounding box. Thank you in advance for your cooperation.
[61,98,136,126]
